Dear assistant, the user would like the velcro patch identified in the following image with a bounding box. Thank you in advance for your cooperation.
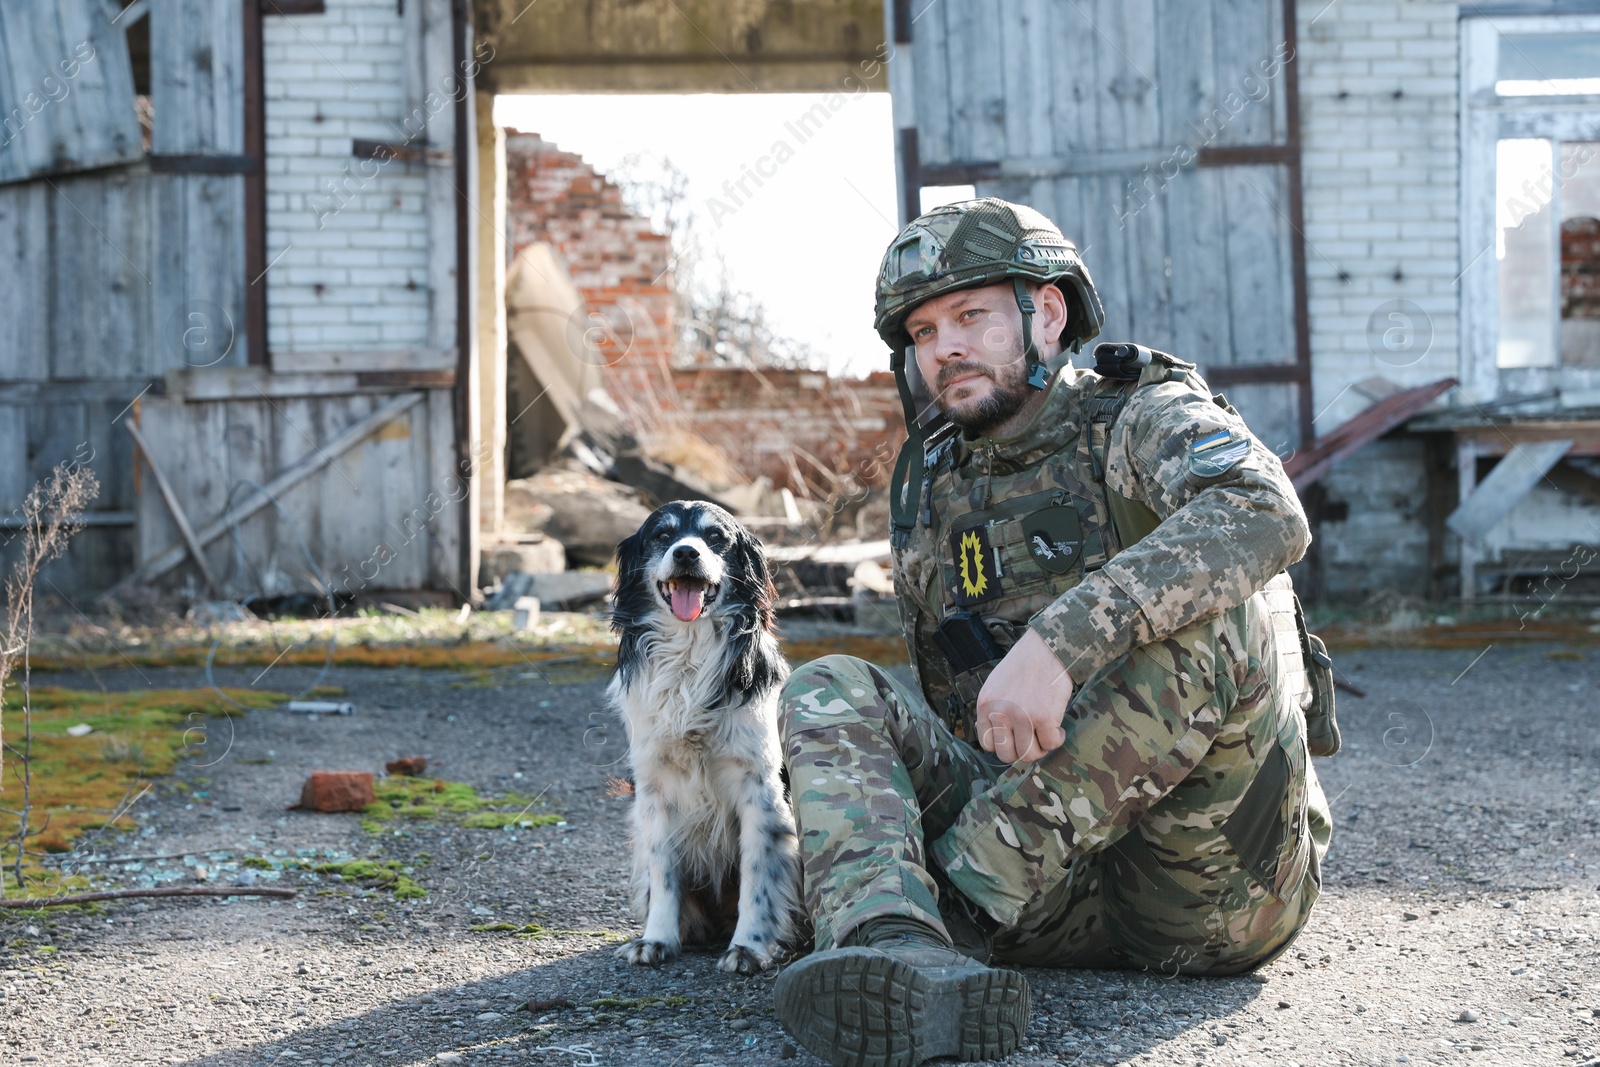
[949,524,1000,605]
[1022,505,1083,575]
[1189,429,1251,479]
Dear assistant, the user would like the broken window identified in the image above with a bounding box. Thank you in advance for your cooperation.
[0,1,144,185]
[1497,138,1558,368]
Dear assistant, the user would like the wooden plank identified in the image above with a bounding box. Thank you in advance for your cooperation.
[945,0,1005,163]
[123,417,221,594]
[1092,0,1160,153]
[423,0,457,354]
[0,1,143,184]
[909,0,952,166]
[165,368,378,400]
[1157,0,1216,148]
[0,182,51,379]
[1122,156,1173,351]
[1447,439,1574,547]
[50,168,153,378]
[1209,0,1279,147]
[1043,0,1097,156]
[1167,167,1235,365]
[271,349,457,374]
[110,392,426,591]
[998,0,1051,162]
[150,0,244,155]
[0,377,159,404]
[0,406,27,509]
[426,386,462,592]
[151,172,246,373]
[1219,164,1296,367]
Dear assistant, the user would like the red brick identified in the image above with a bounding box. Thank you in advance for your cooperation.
[292,771,375,813]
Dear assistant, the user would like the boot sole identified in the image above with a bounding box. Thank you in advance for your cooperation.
[774,948,1030,1067]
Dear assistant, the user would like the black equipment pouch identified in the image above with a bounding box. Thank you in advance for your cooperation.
[932,611,1011,740]
[1295,597,1341,757]
[932,611,1004,674]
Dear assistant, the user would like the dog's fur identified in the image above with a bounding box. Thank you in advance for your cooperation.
[607,500,801,974]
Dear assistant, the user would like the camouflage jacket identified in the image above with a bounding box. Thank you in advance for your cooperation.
[891,351,1311,740]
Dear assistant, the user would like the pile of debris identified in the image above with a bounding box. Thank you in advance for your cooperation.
[479,241,898,628]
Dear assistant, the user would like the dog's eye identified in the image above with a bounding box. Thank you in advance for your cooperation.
[654,530,672,542]
[705,529,725,545]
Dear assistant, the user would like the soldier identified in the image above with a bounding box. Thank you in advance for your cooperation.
[772,198,1336,1067]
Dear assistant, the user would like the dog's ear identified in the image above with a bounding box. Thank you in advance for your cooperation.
[610,531,644,635]
[707,525,784,710]
[731,525,778,633]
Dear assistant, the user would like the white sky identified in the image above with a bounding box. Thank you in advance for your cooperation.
[495,93,904,378]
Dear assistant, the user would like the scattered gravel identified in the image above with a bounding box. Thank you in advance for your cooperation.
[3,640,1598,1066]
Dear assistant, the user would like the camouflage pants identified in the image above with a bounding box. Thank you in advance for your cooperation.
[778,596,1332,976]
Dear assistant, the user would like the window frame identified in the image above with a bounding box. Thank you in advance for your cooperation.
[1462,12,1600,398]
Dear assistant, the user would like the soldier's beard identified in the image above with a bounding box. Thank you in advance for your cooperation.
[935,349,1032,436]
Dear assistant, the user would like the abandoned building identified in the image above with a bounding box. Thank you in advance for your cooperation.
[1,0,1598,608]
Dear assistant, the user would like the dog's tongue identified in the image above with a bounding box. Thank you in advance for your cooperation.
[670,580,706,622]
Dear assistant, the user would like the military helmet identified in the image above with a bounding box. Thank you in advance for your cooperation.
[873,197,1105,353]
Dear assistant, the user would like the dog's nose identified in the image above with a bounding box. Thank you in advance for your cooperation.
[673,544,699,563]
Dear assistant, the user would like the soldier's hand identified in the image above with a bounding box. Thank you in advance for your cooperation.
[975,628,1073,763]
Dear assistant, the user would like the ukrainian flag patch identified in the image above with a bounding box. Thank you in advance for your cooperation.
[1189,429,1251,479]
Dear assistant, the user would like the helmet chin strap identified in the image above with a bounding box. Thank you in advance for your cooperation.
[1014,278,1049,390]
[887,343,927,549]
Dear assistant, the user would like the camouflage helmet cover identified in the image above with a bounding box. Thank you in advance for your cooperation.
[873,197,1105,352]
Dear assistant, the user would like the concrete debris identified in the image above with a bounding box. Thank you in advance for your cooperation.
[512,596,541,630]
[480,538,565,587]
[290,771,375,813]
[504,465,648,568]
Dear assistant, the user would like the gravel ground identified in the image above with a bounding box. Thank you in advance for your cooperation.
[3,638,1599,1067]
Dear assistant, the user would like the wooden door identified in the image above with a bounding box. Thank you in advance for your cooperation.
[889,0,1312,453]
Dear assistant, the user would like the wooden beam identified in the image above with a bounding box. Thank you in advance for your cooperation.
[1207,363,1304,386]
[149,154,261,174]
[1448,438,1572,547]
[123,419,222,597]
[103,392,425,595]
[1457,436,1479,601]
[242,0,267,366]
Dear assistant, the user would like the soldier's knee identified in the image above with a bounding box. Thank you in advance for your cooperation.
[777,654,883,741]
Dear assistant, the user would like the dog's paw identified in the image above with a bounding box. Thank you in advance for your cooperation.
[718,942,776,975]
[617,939,678,967]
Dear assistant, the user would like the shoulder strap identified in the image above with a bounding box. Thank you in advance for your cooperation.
[1085,348,1196,551]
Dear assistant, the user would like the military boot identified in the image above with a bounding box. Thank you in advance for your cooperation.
[774,916,1031,1067]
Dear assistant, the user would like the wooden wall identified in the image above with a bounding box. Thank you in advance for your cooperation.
[897,0,1308,454]
[0,1,250,595]
[132,378,460,600]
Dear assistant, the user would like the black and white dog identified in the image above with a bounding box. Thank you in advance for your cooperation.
[608,500,801,974]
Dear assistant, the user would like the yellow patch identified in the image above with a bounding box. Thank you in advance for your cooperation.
[950,526,996,605]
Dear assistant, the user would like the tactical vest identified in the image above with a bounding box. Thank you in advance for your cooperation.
[891,351,1340,758]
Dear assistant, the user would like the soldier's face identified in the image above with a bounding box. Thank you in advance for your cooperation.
[906,284,1032,435]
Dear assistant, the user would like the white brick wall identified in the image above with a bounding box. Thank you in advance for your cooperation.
[1298,0,1461,432]
[1297,0,1462,599]
[263,0,433,352]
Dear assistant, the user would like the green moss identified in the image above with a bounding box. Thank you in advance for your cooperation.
[1,686,288,873]
[240,856,274,870]
[299,858,424,900]
[359,777,561,836]
[588,996,692,1010]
